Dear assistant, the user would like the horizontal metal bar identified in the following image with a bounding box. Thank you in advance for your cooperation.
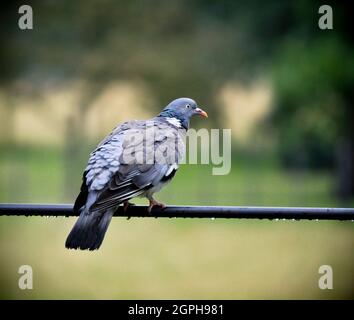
[0,203,354,220]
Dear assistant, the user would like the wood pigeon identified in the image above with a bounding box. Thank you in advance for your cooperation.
[65,97,208,250]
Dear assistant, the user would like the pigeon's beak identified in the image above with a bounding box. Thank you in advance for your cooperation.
[195,107,208,118]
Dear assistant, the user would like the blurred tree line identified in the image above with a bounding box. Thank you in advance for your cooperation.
[0,0,353,199]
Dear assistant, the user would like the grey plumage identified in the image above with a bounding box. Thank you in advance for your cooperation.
[66,97,207,250]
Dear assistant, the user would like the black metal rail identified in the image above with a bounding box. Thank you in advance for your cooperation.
[0,203,354,220]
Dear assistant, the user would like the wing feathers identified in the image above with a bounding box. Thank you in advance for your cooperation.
[85,118,185,212]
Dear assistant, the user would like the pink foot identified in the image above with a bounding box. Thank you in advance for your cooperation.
[148,199,166,213]
[123,201,135,212]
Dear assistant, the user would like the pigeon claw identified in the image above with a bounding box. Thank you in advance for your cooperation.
[147,199,166,213]
[124,201,135,220]
[123,201,135,212]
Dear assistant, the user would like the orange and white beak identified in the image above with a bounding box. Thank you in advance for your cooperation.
[195,107,208,118]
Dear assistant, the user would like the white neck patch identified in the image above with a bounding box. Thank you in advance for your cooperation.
[165,117,182,128]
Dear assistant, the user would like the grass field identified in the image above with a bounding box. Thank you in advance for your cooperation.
[0,146,353,299]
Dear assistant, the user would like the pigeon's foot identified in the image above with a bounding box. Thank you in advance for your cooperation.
[147,199,166,213]
[123,201,135,213]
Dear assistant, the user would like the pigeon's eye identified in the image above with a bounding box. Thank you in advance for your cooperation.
[185,104,190,109]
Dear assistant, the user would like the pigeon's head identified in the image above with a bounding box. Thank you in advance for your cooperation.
[158,97,208,129]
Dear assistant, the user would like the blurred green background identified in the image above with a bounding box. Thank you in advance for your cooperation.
[0,0,353,299]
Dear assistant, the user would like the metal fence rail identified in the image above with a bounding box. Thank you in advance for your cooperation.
[0,203,354,220]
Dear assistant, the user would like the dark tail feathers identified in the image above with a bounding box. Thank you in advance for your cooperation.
[65,208,114,250]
